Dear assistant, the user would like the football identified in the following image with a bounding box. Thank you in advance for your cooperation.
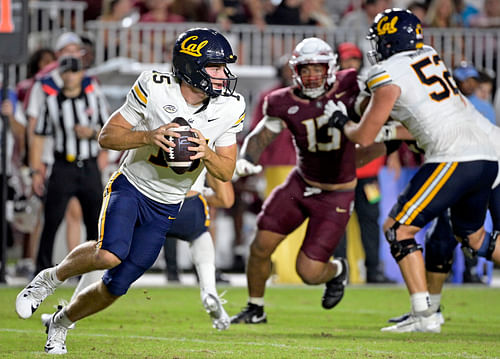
[163,117,199,174]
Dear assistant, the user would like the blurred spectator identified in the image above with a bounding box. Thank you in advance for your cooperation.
[301,0,335,28]
[170,0,216,22]
[140,0,186,22]
[453,0,479,27]
[453,61,479,96]
[337,42,363,72]
[476,69,496,103]
[16,48,56,107]
[454,63,496,124]
[100,0,138,23]
[339,0,392,31]
[469,0,500,27]
[212,0,266,30]
[426,0,459,27]
[266,0,320,26]
[407,1,428,24]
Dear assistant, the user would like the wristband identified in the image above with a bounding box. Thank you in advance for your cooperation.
[384,140,402,155]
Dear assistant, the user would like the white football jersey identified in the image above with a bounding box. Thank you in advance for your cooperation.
[115,70,245,204]
[366,45,497,163]
[473,114,500,187]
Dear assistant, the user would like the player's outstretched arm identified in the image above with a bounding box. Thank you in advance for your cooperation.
[235,118,281,177]
[98,112,179,151]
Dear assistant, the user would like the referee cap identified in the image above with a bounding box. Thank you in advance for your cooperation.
[55,32,82,52]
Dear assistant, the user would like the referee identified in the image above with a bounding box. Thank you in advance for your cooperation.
[30,55,109,273]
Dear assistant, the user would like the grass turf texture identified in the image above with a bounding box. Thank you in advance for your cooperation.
[1,285,499,358]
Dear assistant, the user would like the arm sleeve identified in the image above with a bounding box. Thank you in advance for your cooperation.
[118,71,151,126]
[366,65,393,92]
[214,97,246,147]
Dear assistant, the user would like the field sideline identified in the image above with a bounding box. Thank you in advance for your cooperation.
[1,285,499,358]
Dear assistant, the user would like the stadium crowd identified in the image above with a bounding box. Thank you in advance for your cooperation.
[1,0,500,352]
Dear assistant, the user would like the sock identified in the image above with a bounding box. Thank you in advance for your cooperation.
[190,232,217,299]
[54,307,74,328]
[71,270,105,302]
[410,292,431,315]
[332,259,343,277]
[248,297,265,306]
[48,267,63,286]
[429,294,441,313]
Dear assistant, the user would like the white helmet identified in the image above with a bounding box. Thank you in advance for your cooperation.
[288,37,337,98]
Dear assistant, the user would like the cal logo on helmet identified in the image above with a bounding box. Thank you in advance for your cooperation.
[377,16,398,36]
[180,36,208,57]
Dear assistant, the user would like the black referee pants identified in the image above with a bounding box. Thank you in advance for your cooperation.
[35,158,103,273]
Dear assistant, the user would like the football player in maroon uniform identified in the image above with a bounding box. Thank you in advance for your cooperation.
[231,37,360,324]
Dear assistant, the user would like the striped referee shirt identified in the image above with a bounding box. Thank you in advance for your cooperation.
[34,75,108,161]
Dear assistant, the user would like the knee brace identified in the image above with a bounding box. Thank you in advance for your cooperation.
[477,230,499,260]
[425,240,454,273]
[385,224,423,262]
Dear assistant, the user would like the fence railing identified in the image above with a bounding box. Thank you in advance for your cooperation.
[4,1,500,92]
[85,21,500,86]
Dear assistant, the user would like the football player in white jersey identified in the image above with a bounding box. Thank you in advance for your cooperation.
[15,28,245,354]
[328,8,498,333]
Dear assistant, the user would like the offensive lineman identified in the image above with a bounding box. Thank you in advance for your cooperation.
[15,28,245,354]
[231,37,359,324]
[329,8,498,332]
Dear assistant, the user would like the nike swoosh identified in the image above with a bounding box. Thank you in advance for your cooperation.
[208,118,218,122]
[168,216,176,220]
[336,207,347,213]
[335,91,347,99]
[250,314,266,323]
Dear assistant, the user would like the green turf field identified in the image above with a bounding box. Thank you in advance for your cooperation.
[1,284,499,358]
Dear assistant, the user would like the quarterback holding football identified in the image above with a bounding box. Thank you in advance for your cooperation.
[16,28,245,354]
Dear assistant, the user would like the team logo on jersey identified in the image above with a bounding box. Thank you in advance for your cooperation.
[287,105,299,115]
[163,104,177,113]
[377,15,398,36]
[179,36,208,57]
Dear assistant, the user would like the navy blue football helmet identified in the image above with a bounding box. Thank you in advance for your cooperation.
[367,8,423,64]
[173,28,238,97]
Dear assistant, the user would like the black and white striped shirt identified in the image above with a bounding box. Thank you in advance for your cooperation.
[34,76,108,161]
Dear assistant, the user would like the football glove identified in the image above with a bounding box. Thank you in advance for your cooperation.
[375,122,398,143]
[235,158,263,177]
[325,100,349,130]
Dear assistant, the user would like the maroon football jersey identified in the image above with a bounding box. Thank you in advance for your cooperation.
[264,69,359,184]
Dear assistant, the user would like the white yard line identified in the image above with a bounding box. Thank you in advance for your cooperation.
[0,328,496,358]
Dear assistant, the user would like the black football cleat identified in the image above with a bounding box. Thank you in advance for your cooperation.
[230,303,267,324]
[322,258,348,309]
